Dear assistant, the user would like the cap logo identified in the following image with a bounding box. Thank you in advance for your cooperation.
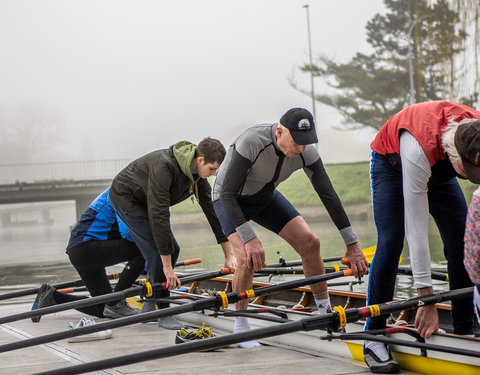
[297,119,311,130]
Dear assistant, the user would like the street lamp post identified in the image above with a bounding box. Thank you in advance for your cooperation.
[303,4,317,139]
[407,19,417,105]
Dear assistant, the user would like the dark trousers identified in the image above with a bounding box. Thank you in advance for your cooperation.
[110,201,181,309]
[366,152,473,334]
[66,239,145,317]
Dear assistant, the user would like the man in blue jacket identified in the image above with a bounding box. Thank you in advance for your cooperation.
[31,187,145,321]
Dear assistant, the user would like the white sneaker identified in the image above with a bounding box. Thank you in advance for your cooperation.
[67,317,113,343]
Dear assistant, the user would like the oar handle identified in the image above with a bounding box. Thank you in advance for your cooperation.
[180,258,202,266]
[220,267,232,275]
[340,257,355,268]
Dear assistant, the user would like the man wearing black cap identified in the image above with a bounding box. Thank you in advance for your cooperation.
[212,107,369,348]
[364,100,480,373]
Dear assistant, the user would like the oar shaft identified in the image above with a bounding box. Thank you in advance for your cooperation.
[0,259,199,301]
[33,318,320,375]
[397,266,449,281]
[31,287,475,375]
[0,279,85,301]
[0,285,148,325]
[0,270,353,353]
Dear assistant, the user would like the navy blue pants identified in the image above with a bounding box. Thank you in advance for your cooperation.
[366,152,473,334]
[110,201,180,308]
[66,239,145,317]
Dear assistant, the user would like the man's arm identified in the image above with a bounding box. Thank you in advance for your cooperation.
[146,163,176,255]
[220,147,256,243]
[400,131,438,338]
[400,131,432,288]
[304,154,367,276]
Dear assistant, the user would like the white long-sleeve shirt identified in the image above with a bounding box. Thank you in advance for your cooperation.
[400,131,433,289]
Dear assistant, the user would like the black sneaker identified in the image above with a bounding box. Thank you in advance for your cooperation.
[31,284,56,323]
[103,300,139,319]
[363,343,399,373]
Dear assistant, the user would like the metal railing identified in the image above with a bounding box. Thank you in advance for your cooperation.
[0,160,131,184]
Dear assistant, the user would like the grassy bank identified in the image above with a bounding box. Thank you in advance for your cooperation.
[170,161,478,218]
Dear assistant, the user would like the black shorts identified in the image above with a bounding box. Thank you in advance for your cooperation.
[213,189,300,237]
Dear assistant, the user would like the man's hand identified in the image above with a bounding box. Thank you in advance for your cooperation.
[224,256,237,273]
[415,287,438,338]
[245,237,266,271]
[161,254,181,290]
[343,242,369,278]
[163,266,181,290]
[220,241,237,273]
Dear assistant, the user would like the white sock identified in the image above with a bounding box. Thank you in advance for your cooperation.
[234,316,261,348]
[314,298,331,314]
[365,340,390,361]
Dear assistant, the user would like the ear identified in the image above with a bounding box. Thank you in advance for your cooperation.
[196,156,205,166]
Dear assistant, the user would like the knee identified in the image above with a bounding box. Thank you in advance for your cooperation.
[296,233,320,257]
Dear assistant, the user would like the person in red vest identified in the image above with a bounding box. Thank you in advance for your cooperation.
[364,101,480,373]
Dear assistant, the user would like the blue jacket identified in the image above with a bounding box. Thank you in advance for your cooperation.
[66,187,133,251]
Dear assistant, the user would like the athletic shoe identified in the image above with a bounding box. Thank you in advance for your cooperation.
[67,317,112,343]
[103,300,139,319]
[140,299,157,323]
[31,284,56,323]
[363,342,399,373]
[158,315,184,330]
[175,322,214,344]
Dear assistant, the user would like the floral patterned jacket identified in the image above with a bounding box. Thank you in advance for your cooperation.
[464,186,480,284]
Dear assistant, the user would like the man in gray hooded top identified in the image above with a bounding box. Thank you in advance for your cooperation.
[110,137,236,329]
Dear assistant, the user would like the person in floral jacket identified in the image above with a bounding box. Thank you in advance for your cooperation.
[464,185,480,325]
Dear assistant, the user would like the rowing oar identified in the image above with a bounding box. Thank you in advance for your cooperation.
[256,265,350,275]
[397,266,449,282]
[321,327,480,358]
[0,269,354,354]
[32,286,473,375]
[0,267,230,326]
[270,245,380,269]
[257,266,448,282]
[0,258,202,302]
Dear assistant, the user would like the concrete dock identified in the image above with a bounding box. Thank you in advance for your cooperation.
[0,299,392,375]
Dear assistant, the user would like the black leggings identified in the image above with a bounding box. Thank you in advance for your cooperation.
[62,240,145,317]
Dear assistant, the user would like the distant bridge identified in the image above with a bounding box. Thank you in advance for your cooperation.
[0,160,131,223]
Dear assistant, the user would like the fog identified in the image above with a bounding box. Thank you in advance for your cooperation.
[0,0,384,165]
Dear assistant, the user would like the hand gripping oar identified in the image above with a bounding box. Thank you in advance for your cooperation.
[0,268,231,325]
[0,258,202,301]
[0,269,353,354]
[31,286,473,375]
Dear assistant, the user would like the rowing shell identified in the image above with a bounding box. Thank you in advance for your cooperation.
[128,276,480,375]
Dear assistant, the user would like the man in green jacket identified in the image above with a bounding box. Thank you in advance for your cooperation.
[109,137,236,329]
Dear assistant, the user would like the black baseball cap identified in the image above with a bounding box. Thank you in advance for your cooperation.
[279,108,318,145]
[454,120,480,184]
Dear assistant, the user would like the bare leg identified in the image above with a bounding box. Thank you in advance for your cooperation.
[228,232,254,311]
[279,216,327,298]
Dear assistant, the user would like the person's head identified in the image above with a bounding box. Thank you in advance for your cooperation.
[276,107,317,157]
[442,118,480,183]
[193,137,226,178]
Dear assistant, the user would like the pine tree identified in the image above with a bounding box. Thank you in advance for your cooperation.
[290,0,477,130]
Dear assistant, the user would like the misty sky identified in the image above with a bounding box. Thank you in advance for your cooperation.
[0,0,385,164]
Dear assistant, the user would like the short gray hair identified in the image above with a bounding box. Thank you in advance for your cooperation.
[442,118,478,164]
